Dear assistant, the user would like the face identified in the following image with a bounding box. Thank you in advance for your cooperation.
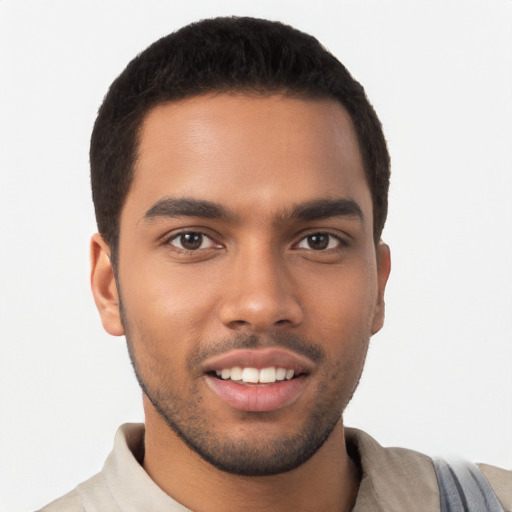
[92,93,390,476]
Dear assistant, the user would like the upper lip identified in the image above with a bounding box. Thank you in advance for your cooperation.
[201,347,315,375]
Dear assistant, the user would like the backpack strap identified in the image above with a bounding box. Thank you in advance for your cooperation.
[433,458,505,511]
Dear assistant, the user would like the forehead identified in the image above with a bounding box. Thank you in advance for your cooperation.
[125,93,371,224]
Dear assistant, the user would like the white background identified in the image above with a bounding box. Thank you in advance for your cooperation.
[1,1,511,510]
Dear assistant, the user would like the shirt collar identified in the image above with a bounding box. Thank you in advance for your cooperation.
[346,427,439,512]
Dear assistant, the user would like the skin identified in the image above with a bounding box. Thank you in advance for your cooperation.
[91,93,391,511]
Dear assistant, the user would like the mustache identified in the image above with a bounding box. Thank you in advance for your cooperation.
[188,332,325,370]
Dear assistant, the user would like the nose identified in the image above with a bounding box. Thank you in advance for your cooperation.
[219,246,304,332]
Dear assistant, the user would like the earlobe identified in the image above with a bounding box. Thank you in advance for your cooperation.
[371,242,391,335]
[90,233,124,336]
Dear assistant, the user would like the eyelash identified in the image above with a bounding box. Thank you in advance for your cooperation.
[294,232,347,252]
[165,231,220,252]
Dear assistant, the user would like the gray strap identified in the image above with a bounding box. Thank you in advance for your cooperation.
[433,458,505,511]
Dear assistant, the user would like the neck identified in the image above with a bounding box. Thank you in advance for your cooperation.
[142,398,359,512]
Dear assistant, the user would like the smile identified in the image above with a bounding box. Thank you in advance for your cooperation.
[214,367,295,383]
[202,348,313,412]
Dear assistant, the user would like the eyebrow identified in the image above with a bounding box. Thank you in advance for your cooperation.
[143,197,231,221]
[285,198,364,223]
[142,196,364,224]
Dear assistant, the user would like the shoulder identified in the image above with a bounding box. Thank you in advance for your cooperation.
[346,427,512,512]
[478,463,512,511]
[38,472,120,512]
[346,427,440,511]
[38,489,84,512]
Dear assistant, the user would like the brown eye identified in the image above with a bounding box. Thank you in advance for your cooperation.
[180,233,203,250]
[168,232,215,251]
[306,234,329,250]
[297,233,341,251]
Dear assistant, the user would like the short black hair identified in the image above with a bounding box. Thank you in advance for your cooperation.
[90,16,390,264]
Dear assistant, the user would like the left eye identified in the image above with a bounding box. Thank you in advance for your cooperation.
[296,233,341,251]
[168,232,217,251]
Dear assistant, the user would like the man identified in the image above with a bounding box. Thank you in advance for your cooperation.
[40,16,511,512]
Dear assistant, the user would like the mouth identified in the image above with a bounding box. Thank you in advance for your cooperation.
[202,348,313,412]
[211,366,298,384]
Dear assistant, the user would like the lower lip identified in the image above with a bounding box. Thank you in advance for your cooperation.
[204,375,308,412]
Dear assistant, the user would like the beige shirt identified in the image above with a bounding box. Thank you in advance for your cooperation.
[40,423,511,511]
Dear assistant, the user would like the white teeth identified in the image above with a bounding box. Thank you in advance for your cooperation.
[276,368,287,381]
[215,366,296,383]
[241,367,259,383]
[230,366,243,381]
[259,367,276,383]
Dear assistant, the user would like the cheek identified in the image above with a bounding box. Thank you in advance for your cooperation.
[304,262,378,335]
[118,256,225,359]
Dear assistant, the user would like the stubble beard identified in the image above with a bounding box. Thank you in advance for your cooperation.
[137,366,344,476]
[120,303,365,476]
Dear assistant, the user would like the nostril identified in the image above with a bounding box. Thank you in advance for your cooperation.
[229,318,291,330]
[229,320,249,328]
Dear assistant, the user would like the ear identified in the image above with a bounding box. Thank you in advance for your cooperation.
[371,242,391,335]
[90,233,124,336]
